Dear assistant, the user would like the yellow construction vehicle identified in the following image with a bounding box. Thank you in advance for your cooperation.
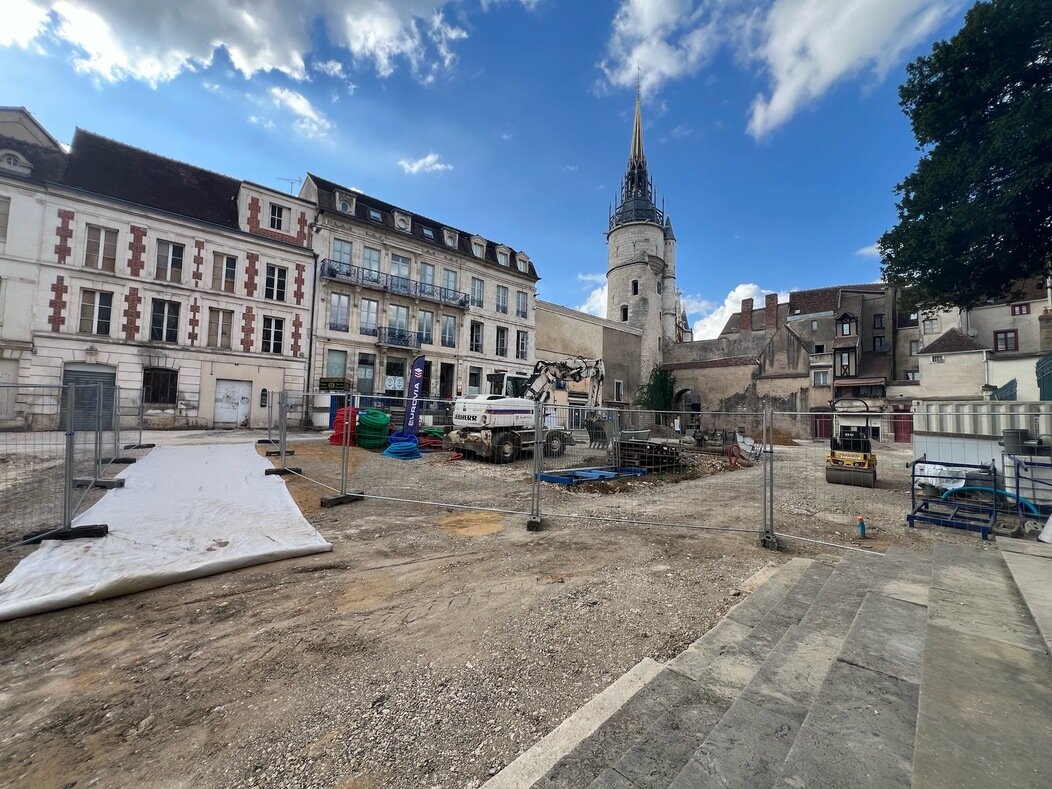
[825,398,878,488]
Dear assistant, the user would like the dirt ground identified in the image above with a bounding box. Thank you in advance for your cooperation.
[0,432,988,788]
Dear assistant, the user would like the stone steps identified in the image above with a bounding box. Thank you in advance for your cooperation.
[486,541,1052,789]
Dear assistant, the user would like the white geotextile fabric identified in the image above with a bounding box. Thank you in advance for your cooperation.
[0,443,331,621]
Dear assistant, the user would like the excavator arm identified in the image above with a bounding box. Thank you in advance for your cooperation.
[522,357,606,406]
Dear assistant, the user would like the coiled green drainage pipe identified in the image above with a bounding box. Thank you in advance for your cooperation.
[355,409,391,449]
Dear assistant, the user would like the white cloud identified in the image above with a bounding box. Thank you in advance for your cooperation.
[598,0,959,137]
[314,59,345,78]
[248,115,276,130]
[5,1,485,86]
[746,0,961,138]
[269,87,332,139]
[686,283,787,340]
[563,164,579,173]
[3,0,49,48]
[398,152,453,174]
[598,0,721,97]
[854,242,880,258]
[500,131,513,141]
[576,273,608,317]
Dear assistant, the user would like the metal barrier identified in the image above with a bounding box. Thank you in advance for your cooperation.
[0,383,129,555]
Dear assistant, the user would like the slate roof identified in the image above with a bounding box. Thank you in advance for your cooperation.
[719,302,790,335]
[308,173,539,281]
[61,130,242,229]
[918,327,987,355]
[788,284,885,316]
[0,132,68,184]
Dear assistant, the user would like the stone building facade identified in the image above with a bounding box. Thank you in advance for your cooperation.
[0,110,313,429]
[300,174,538,407]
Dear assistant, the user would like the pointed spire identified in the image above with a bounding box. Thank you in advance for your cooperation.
[629,76,646,167]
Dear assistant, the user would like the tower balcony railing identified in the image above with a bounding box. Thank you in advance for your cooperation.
[321,259,470,308]
[376,327,423,349]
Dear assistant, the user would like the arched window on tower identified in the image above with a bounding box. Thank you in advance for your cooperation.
[631,280,639,296]
[657,280,662,295]
[620,305,629,322]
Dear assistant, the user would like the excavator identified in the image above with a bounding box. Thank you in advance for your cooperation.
[444,357,605,463]
[825,398,879,488]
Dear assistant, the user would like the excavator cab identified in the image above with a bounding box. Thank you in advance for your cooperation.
[825,399,878,488]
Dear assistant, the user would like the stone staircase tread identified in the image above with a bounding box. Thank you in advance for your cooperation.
[911,624,1052,789]
[593,561,838,787]
[537,668,695,788]
[995,538,1052,559]
[775,661,918,789]
[725,558,813,628]
[669,561,833,685]
[483,658,664,789]
[838,593,926,684]
[669,697,798,789]
[999,549,1052,656]
[667,553,893,788]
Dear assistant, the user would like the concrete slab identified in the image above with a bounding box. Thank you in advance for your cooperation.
[930,543,1012,599]
[588,769,638,789]
[776,661,917,789]
[912,625,1052,789]
[670,697,798,789]
[996,538,1052,559]
[839,593,926,684]
[484,658,663,789]
[1000,549,1052,656]
[927,585,1045,654]
[726,558,812,628]
[874,548,932,607]
[670,618,752,672]
[538,668,696,788]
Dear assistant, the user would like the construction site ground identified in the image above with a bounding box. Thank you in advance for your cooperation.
[0,431,982,788]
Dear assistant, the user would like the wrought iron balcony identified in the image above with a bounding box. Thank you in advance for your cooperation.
[328,320,350,332]
[376,327,422,349]
[321,259,470,309]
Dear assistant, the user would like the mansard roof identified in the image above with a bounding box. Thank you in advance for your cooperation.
[307,173,538,280]
[61,129,242,228]
[0,132,68,184]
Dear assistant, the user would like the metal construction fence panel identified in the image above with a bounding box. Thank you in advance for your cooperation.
[0,385,69,544]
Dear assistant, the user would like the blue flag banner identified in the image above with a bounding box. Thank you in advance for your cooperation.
[403,355,427,436]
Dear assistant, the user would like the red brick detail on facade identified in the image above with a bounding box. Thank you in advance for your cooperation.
[188,299,200,345]
[128,226,148,277]
[245,195,310,247]
[54,209,74,264]
[294,263,306,305]
[122,288,142,341]
[291,313,303,356]
[192,239,205,284]
[245,253,259,298]
[241,306,255,353]
[48,276,69,332]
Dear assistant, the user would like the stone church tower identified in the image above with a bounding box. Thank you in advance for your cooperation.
[606,88,678,385]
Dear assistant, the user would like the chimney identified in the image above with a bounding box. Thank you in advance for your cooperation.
[740,298,754,332]
[765,293,778,330]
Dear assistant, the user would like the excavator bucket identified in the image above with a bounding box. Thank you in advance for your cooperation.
[825,465,876,488]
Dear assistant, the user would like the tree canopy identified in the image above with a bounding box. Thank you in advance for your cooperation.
[879,0,1052,310]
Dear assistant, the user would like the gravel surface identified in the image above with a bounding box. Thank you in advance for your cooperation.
[0,430,987,787]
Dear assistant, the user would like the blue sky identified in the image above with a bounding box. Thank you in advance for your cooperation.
[2,0,969,337]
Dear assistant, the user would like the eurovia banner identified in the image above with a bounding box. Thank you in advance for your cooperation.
[402,355,427,436]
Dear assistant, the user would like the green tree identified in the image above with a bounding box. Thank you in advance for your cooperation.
[635,365,677,412]
[879,0,1052,310]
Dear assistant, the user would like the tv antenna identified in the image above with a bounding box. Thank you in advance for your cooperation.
[276,176,302,195]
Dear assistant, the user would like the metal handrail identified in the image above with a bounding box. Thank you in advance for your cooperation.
[376,327,423,349]
[320,259,470,308]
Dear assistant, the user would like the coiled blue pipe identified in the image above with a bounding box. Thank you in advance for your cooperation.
[384,432,421,460]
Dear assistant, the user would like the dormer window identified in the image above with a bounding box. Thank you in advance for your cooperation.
[443,228,458,248]
[471,236,485,258]
[516,254,529,273]
[422,227,436,240]
[0,149,32,177]
[368,208,383,223]
[270,203,286,231]
[839,317,854,336]
[496,247,510,267]
[335,192,355,214]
